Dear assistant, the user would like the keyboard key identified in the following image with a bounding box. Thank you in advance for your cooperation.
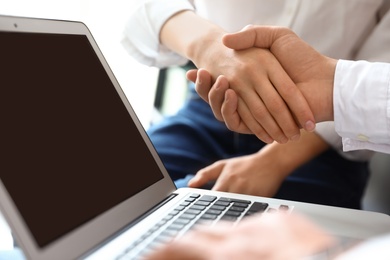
[190,205,207,211]
[185,209,202,215]
[214,200,230,207]
[200,213,218,220]
[199,195,217,202]
[233,202,250,208]
[279,205,289,211]
[194,201,211,206]
[248,202,268,213]
[173,218,192,225]
[180,201,191,207]
[224,210,242,217]
[120,194,285,259]
[167,223,186,230]
[179,213,197,220]
[229,206,245,212]
[220,215,238,221]
[205,209,223,215]
[210,205,226,211]
[174,205,186,211]
[219,197,251,204]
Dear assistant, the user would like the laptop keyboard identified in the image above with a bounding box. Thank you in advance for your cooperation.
[116,193,289,260]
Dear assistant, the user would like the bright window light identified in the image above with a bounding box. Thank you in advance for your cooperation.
[0,0,159,129]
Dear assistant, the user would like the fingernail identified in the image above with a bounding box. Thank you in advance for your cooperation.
[290,133,300,141]
[278,136,288,144]
[305,120,316,132]
[264,136,274,144]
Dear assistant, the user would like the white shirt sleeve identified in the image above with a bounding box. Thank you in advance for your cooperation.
[316,5,390,161]
[121,0,194,67]
[334,60,390,154]
[314,122,374,161]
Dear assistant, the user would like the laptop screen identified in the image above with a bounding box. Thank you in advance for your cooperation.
[0,31,163,247]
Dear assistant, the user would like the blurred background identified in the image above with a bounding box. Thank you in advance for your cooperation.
[0,0,161,129]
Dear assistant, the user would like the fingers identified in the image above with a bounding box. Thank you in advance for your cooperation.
[194,68,213,103]
[220,82,291,143]
[220,89,252,134]
[144,232,209,260]
[188,163,224,188]
[208,75,229,121]
[269,70,316,132]
[258,67,303,140]
[223,26,316,133]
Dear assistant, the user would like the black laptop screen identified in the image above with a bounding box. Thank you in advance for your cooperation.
[0,31,163,247]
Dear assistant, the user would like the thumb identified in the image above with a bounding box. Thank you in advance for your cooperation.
[222,25,286,50]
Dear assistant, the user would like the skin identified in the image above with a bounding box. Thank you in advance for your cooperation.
[193,25,337,133]
[158,8,336,205]
[144,212,335,260]
[144,26,340,260]
[184,26,335,196]
[187,129,328,197]
[160,11,316,144]
[186,68,328,196]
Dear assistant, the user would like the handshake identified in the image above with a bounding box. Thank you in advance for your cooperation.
[186,25,337,144]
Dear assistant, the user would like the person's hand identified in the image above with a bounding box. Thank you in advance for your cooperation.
[191,26,337,135]
[162,11,315,143]
[187,150,285,197]
[187,129,328,197]
[184,31,315,144]
[187,69,258,137]
[144,212,335,260]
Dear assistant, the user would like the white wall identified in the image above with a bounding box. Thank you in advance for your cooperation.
[0,0,159,129]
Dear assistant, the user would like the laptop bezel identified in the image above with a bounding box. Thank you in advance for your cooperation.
[0,15,177,260]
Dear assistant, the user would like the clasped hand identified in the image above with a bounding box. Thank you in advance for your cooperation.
[187,25,337,143]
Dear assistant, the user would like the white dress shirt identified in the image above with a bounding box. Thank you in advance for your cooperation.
[122,0,390,161]
[335,60,390,154]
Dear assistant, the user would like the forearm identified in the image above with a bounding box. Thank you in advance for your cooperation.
[159,10,225,65]
[258,130,329,178]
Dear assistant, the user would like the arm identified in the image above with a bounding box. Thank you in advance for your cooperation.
[189,130,328,197]
[313,5,390,161]
[199,25,390,152]
[192,26,335,133]
[160,11,315,144]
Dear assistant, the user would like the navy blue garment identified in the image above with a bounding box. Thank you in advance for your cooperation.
[147,87,369,209]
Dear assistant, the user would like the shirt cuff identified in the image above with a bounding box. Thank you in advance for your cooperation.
[315,122,374,161]
[122,0,194,67]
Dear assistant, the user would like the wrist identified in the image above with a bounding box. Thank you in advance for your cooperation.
[186,25,225,66]
[259,131,329,178]
[316,57,337,122]
[160,9,225,65]
[257,143,297,180]
[323,58,337,122]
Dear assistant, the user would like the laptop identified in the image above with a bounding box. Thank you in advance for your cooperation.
[0,15,389,260]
